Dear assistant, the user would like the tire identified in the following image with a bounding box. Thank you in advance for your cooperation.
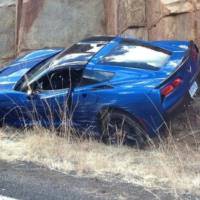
[100,109,147,149]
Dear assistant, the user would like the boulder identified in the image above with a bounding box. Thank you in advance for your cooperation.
[123,27,148,40]
[146,0,195,28]
[18,0,106,53]
[147,0,200,47]
[149,12,196,41]
[193,0,200,10]
[0,0,16,64]
[117,0,146,33]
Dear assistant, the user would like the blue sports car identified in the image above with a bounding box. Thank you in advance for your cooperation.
[0,36,199,146]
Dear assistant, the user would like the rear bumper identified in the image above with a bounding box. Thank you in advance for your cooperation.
[165,92,191,119]
[165,70,200,119]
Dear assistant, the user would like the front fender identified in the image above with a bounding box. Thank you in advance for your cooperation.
[0,91,31,127]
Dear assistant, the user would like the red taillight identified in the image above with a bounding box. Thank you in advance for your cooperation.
[172,78,182,87]
[161,85,174,97]
[161,78,183,97]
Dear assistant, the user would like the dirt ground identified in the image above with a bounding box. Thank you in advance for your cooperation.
[170,96,200,148]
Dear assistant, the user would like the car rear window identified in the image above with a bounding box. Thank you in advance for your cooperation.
[100,41,171,70]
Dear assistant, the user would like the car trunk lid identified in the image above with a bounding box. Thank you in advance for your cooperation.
[154,41,200,89]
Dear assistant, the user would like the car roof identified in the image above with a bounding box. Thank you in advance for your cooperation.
[80,35,115,43]
[46,36,116,70]
[48,36,188,73]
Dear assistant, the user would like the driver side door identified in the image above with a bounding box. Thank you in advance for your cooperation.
[29,89,70,128]
[71,69,114,133]
[26,68,74,129]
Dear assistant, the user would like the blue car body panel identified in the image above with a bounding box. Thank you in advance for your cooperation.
[0,36,199,137]
[0,48,63,90]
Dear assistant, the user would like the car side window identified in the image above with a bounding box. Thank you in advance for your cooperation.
[31,68,83,91]
[79,69,114,87]
[100,40,171,70]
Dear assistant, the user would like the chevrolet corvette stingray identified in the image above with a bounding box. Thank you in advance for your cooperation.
[0,36,199,146]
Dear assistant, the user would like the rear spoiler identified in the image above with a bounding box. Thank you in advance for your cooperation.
[155,41,198,89]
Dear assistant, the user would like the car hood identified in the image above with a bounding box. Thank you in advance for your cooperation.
[0,48,63,90]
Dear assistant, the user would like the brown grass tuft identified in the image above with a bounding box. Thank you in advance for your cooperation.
[0,126,200,195]
[0,98,200,196]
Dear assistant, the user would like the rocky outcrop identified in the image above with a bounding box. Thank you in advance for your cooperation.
[105,0,146,35]
[146,0,200,46]
[148,12,197,41]
[146,0,195,28]
[146,0,199,45]
[118,0,200,47]
[17,0,106,53]
[1,0,200,65]
[117,0,146,33]
[123,27,148,40]
[0,0,16,64]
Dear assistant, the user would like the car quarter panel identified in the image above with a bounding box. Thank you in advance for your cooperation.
[71,78,165,137]
[96,85,165,137]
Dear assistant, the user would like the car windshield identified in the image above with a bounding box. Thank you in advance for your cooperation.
[100,41,171,70]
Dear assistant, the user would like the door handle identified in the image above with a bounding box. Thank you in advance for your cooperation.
[92,85,113,91]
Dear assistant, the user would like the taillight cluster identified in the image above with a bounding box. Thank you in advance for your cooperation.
[161,78,183,97]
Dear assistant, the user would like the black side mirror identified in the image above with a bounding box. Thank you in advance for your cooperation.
[27,89,39,100]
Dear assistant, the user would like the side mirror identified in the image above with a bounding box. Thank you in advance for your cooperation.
[27,89,39,100]
[27,89,33,96]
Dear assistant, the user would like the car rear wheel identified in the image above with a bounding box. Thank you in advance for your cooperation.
[100,110,147,149]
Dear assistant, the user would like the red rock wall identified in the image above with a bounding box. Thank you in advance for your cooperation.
[17,0,107,54]
[120,0,200,47]
[1,0,200,64]
[0,0,16,64]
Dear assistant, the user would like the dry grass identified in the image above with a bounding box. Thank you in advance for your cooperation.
[0,98,200,196]
[0,127,200,195]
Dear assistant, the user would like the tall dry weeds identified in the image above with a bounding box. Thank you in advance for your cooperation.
[0,120,200,196]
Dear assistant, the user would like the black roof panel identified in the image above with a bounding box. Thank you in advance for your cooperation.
[81,36,115,43]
